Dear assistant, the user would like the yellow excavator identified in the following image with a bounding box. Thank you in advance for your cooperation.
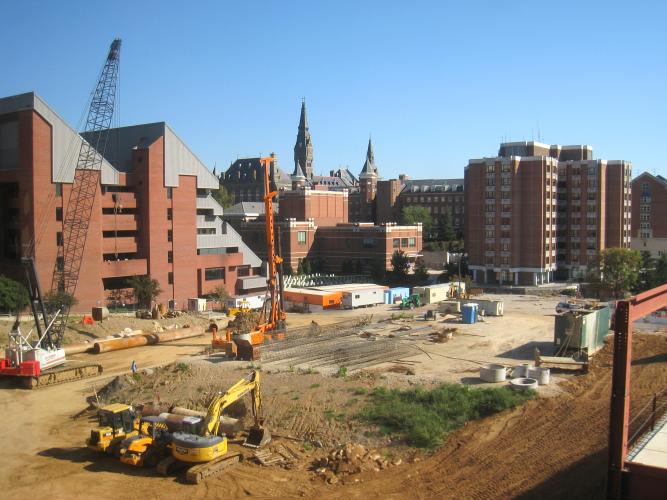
[87,403,140,456]
[157,370,271,483]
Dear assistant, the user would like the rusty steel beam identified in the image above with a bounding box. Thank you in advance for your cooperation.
[607,284,667,500]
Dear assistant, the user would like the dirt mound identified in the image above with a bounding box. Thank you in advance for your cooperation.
[228,311,260,334]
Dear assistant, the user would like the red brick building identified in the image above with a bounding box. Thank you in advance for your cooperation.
[631,172,667,257]
[278,187,348,226]
[0,92,261,312]
[237,219,422,274]
[466,141,632,286]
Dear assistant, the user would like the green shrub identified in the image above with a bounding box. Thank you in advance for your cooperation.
[337,366,348,378]
[0,276,29,313]
[357,384,534,449]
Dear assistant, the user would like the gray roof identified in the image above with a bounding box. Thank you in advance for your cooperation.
[224,201,277,216]
[633,171,667,189]
[400,178,464,194]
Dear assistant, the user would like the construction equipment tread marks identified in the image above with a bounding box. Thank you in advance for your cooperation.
[24,361,103,389]
[185,452,243,484]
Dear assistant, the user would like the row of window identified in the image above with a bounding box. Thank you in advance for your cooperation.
[392,237,417,249]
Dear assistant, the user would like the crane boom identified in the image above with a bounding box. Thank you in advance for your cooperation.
[50,38,121,348]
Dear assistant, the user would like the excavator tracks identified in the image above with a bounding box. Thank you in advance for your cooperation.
[185,452,243,484]
[23,361,103,389]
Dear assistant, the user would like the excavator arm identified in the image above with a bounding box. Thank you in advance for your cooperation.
[202,370,263,437]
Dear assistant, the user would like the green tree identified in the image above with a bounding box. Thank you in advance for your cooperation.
[638,250,654,291]
[412,258,430,286]
[391,250,410,283]
[401,206,433,236]
[212,285,230,311]
[438,209,456,242]
[0,276,28,313]
[44,291,78,314]
[213,184,234,208]
[128,275,163,308]
[652,253,667,289]
[587,248,642,298]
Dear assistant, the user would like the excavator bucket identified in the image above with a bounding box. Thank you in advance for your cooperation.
[243,425,271,448]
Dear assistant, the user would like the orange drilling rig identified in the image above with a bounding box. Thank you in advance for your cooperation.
[212,161,286,360]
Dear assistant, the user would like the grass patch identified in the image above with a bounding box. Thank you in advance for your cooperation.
[350,387,368,396]
[357,384,535,449]
[337,366,348,378]
[391,312,413,320]
[174,362,191,374]
[310,383,321,389]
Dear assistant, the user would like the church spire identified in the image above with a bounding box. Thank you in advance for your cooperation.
[294,99,314,180]
[360,137,378,178]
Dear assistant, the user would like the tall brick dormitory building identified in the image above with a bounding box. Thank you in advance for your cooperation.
[465,141,632,286]
[0,92,263,312]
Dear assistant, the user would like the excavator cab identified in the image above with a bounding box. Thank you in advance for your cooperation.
[87,403,138,455]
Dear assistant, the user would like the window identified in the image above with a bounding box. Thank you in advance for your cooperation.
[56,232,63,246]
[167,187,173,199]
[168,251,173,263]
[204,267,226,281]
[486,165,495,173]
[168,272,173,284]
[485,216,494,225]
[393,238,400,248]
[401,238,408,246]
[167,208,172,220]
[363,238,376,249]
[56,207,62,221]
[408,237,416,247]
[167,230,173,242]
[197,228,216,235]
[297,231,306,244]
[55,183,62,197]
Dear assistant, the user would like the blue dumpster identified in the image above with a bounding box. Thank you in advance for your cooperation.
[461,303,478,324]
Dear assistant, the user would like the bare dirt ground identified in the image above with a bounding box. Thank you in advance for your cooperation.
[0,294,665,499]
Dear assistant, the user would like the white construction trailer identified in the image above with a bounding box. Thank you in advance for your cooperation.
[342,287,386,309]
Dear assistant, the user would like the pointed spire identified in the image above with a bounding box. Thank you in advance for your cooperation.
[360,137,378,178]
[299,98,308,130]
[366,136,375,165]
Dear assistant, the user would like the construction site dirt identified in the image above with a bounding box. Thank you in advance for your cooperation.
[0,294,665,499]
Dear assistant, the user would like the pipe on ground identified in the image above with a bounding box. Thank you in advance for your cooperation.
[92,327,204,354]
[63,330,148,355]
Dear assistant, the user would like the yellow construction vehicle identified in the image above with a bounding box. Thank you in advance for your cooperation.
[157,370,271,483]
[119,415,173,467]
[87,403,139,456]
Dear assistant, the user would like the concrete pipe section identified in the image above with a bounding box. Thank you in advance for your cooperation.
[479,364,507,383]
[509,377,539,391]
[527,367,551,385]
[512,363,534,378]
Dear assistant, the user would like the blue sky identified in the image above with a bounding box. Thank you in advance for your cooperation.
[1,0,665,179]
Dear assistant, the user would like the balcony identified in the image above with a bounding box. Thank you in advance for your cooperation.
[103,236,138,254]
[102,213,138,232]
[102,258,148,278]
[196,194,223,215]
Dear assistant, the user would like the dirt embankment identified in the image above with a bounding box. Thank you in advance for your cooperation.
[314,333,667,499]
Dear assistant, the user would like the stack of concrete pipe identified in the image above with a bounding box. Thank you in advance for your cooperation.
[63,326,204,355]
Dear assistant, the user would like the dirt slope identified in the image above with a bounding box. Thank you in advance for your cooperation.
[315,333,666,499]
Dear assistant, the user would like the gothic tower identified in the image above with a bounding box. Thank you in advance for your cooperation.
[359,137,379,222]
[293,100,314,179]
